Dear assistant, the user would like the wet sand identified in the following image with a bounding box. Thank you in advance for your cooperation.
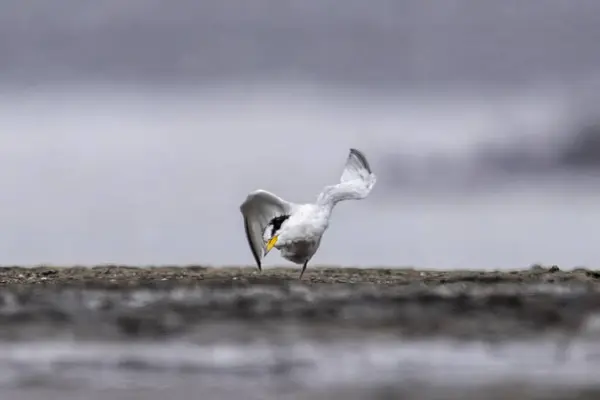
[0,264,599,339]
[2,265,600,400]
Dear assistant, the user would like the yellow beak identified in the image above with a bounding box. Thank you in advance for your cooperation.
[265,235,278,254]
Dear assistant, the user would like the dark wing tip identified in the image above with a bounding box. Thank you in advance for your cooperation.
[349,148,372,173]
[243,217,262,271]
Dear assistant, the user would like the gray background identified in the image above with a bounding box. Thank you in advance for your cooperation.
[1,0,600,268]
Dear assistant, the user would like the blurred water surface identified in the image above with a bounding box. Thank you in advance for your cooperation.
[0,338,599,400]
[1,84,600,268]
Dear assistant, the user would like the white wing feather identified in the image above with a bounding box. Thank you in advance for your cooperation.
[240,190,295,270]
[317,148,377,205]
[341,148,373,183]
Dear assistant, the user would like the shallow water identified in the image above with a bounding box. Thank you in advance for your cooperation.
[1,333,600,399]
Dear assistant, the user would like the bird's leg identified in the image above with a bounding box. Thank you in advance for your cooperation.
[299,260,308,280]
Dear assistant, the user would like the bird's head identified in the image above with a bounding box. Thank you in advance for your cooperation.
[263,214,290,255]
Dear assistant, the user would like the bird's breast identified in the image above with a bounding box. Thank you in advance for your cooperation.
[279,239,320,264]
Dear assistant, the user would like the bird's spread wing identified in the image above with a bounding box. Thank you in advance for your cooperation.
[317,148,377,205]
[240,190,295,270]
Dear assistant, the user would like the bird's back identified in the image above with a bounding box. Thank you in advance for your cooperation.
[279,204,330,244]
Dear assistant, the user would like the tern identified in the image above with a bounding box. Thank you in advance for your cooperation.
[240,148,376,279]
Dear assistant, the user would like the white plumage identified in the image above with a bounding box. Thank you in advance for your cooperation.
[240,148,377,279]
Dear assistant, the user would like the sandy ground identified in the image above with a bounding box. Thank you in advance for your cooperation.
[1,264,599,288]
[0,264,599,340]
[2,265,600,400]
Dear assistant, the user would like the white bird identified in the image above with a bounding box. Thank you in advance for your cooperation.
[240,148,377,279]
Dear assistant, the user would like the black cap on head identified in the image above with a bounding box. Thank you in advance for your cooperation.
[268,214,290,236]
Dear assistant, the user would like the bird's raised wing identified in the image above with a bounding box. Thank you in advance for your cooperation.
[340,148,374,183]
[240,190,295,270]
[317,148,377,206]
